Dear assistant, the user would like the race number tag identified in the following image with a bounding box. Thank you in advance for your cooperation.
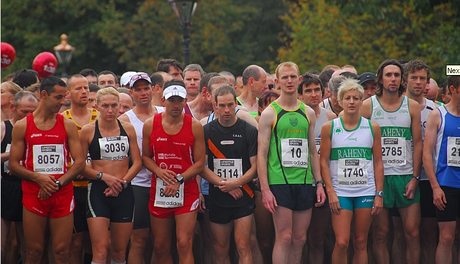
[315,138,321,155]
[381,137,406,166]
[281,138,309,168]
[337,158,368,187]
[3,144,11,173]
[213,159,243,187]
[154,177,184,208]
[33,144,65,174]
[447,137,460,167]
[98,136,129,161]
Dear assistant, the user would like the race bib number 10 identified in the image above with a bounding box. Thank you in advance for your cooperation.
[281,138,309,168]
[447,137,460,167]
[33,144,65,174]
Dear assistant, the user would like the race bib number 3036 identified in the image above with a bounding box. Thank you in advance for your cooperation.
[33,144,65,174]
[98,136,129,161]
[281,138,309,168]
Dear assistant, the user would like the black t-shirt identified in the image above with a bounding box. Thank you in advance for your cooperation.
[204,118,258,207]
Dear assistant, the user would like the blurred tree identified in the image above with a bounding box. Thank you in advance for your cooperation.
[1,0,287,77]
[277,0,459,83]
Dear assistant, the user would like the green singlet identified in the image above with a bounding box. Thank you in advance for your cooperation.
[267,100,313,185]
[237,97,258,118]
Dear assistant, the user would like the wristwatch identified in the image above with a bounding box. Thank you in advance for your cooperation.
[96,172,103,181]
[175,173,184,184]
[55,180,62,190]
[376,191,385,198]
[316,180,326,188]
[412,175,420,181]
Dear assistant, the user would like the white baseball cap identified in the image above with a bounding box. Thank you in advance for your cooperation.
[163,85,187,99]
[120,71,136,86]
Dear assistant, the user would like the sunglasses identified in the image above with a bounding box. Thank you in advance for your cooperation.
[131,73,150,82]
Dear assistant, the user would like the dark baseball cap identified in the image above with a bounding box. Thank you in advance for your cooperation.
[358,72,376,85]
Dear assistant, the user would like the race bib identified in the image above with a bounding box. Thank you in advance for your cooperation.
[99,136,129,161]
[33,144,65,174]
[447,137,460,167]
[381,137,406,166]
[337,158,368,187]
[154,177,184,208]
[315,138,321,155]
[281,138,309,168]
[3,144,11,173]
[213,158,243,187]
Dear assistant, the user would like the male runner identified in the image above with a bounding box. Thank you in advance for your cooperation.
[360,59,422,264]
[118,72,157,264]
[423,75,460,264]
[9,76,85,264]
[201,85,258,264]
[258,61,325,264]
[62,74,98,264]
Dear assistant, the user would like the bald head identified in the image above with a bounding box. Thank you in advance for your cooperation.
[242,65,264,86]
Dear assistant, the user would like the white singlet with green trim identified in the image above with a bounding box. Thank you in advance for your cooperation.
[370,95,413,176]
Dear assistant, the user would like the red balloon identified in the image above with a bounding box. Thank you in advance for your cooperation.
[33,52,57,78]
[1,42,16,68]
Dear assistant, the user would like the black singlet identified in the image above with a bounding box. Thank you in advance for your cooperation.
[88,120,130,161]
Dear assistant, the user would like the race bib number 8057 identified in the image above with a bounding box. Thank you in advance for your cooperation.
[33,144,65,174]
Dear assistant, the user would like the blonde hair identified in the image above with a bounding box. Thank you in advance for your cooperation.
[96,86,119,104]
[337,78,364,102]
[275,62,299,79]
[2,81,22,96]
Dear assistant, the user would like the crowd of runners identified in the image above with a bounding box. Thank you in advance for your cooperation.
[1,58,459,264]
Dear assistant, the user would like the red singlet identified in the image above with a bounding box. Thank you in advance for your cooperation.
[149,113,199,217]
[22,114,71,196]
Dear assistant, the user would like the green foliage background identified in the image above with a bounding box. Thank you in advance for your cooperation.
[1,0,458,83]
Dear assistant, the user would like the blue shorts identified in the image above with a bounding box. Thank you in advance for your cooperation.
[338,196,374,211]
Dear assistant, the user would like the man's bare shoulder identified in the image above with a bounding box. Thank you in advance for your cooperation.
[118,113,130,123]
[326,109,337,120]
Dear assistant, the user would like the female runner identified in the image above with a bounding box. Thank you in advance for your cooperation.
[79,87,142,264]
[320,79,384,263]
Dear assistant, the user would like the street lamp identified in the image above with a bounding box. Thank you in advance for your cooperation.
[168,0,198,66]
[54,34,75,77]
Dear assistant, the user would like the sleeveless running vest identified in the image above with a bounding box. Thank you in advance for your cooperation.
[370,95,413,176]
[420,98,436,180]
[126,110,152,187]
[267,101,313,185]
[237,98,258,118]
[88,120,129,161]
[63,108,98,187]
[149,113,198,207]
[1,120,17,181]
[433,106,460,188]
[329,117,375,196]
[23,114,71,195]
